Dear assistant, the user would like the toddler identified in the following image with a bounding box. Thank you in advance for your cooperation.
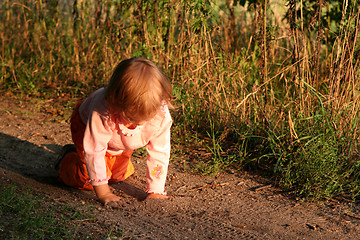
[55,57,173,205]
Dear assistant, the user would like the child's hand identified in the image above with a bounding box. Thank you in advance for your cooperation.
[99,192,121,205]
[94,184,121,205]
[146,193,169,200]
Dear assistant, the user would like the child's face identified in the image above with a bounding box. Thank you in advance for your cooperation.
[122,113,146,126]
[134,120,146,126]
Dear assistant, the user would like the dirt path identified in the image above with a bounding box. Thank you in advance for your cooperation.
[0,97,359,239]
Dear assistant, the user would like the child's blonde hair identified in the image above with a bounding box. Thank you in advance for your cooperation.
[105,57,173,124]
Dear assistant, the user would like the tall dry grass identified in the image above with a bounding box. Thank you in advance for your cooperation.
[1,0,359,199]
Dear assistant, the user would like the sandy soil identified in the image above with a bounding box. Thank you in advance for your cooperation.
[0,97,360,239]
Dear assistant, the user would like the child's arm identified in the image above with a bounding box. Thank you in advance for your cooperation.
[94,184,120,205]
[145,106,172,195]
[146,193,169,199]
[83,107,116,204]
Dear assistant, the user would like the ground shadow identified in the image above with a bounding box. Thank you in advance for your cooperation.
[0,132,60,185]
[111,182,148,201]
[0,132,148,201]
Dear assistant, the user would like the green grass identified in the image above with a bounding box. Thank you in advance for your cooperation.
[0,185,73,239]
[0,184,123,239]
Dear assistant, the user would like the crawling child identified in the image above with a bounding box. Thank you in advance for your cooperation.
[55,57,173,205]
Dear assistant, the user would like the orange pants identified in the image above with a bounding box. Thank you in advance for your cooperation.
[57,101,135,190]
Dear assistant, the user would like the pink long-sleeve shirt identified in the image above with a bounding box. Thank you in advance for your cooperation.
[78,88,172,194]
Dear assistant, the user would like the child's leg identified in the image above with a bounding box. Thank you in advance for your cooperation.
[57,100,93,190]
[57,151,94,190]
[58,149,135,189]
[57,100,135,189]
[106,150,135,184]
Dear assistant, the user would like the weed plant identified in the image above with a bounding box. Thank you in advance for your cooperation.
[1,0,359,200]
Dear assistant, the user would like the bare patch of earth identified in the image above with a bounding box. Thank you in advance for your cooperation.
[0,96,359,239]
